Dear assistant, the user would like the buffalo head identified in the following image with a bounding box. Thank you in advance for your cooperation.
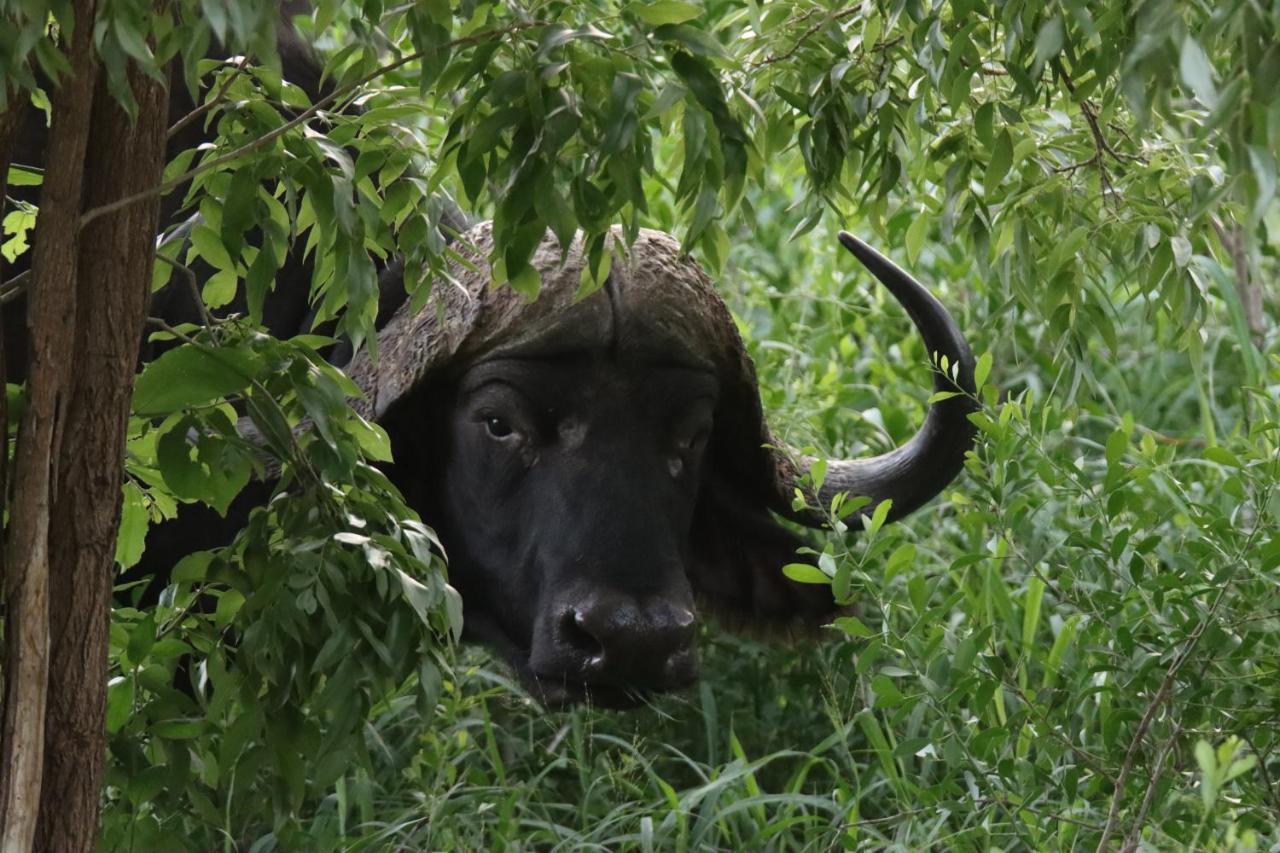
[346,223,976,707]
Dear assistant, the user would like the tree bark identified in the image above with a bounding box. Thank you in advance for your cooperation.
[0,1,98,848]
[34,63,169,852]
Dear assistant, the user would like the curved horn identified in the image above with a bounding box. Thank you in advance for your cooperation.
[778,231,978,528]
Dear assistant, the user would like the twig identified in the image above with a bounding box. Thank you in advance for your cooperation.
[1210,215,1265,343]
[0,269,28,305]
[1095,588,1228,852]
[79,21,547,229]
[154,253,214,327]
[751,8,862,69]
[991,797,1106,831]
[1052,61,1144,210]
[1238,729,1280,818]
[1052,154,1099,176]
[167,55,251,140]
[1118,722,1183,852]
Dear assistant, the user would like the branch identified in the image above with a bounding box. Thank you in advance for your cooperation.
[1118,723,1183,853]
[79,21,547,229]
[1052,61,1144,209]
[154,253,214,327]
[166,54,251,140]
[1095,588,1228,852]
[0,267,27,306]
[751,8,862,69]
[1210,215,1266,344]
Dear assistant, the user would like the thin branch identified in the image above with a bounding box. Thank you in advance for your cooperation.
[1052,61,1144,210]
[79,21,547,230]
[1095,588,1228,852]
[1118,722,1182,852]
[1210,215,1265,343]
[1238,729,1280,818]
[167,54,251,140]
[154,253,214,327]
[0,268,28,305]
[991,797,1106,832]
[751,8,862,69]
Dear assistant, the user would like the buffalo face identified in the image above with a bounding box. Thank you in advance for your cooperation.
[389,354,721,707]
[352,224,978,708]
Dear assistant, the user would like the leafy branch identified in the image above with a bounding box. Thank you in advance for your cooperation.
[79,20,549,229]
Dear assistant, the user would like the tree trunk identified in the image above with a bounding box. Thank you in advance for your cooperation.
[0,1,99,847]
[34,64,169,853]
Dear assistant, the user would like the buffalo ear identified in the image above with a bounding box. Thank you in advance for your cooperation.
[689,472,840,632]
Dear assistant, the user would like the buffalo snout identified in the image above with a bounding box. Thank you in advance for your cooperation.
[529,594,699,704]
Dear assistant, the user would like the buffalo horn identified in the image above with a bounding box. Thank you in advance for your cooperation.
[776,232,978,528]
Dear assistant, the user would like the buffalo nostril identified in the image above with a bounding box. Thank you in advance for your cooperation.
[561,609,604,663]
[671,607,696,633]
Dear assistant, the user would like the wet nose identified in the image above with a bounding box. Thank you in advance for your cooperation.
[534,598,699,689]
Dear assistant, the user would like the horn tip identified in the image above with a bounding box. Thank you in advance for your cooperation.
[837,231,882,269]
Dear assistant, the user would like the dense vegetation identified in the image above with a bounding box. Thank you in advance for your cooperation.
[2,0,1278,849]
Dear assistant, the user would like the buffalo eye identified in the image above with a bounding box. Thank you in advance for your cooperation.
[668,425,711,479]
[484,416,516,440]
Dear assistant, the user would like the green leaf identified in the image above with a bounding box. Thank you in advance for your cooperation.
[1105,428,1128,467]
[984,129,1013,193]
[782,562,832,585]
[189,223,235,271]
[974,351,993,391]
[1204,446,1240,467]
[6,165,42,186]
[133,345,261,415]
[115,482,148,569]
[202,268,238,309]
[866,499,893,535]
[126,615,156,666]
[1171,235,1192,268]
[1021,576,1045,653]
[905,212,930,265]
[885,543,916,582]
[397,569,439,627]
[1033,17,1064,67]
[1248,144,1277,222]
[2,206,36,263]
[1196,739,1218,809]
[1223,754,1257,783]
[105,677,133,734]
[172,550,214,584]
[832,616,875,639]
[631,1,702,28]
[153,718,213,740]
[870,674,904,706]
[1179,36,1218,108]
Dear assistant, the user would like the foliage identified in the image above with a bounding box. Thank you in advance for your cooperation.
[2,0,1278,849]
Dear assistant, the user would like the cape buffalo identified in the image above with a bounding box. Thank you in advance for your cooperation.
[336,222,977,706]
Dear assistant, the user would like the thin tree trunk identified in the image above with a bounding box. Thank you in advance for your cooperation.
[35,62,169,852]
[0,1,98,848]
